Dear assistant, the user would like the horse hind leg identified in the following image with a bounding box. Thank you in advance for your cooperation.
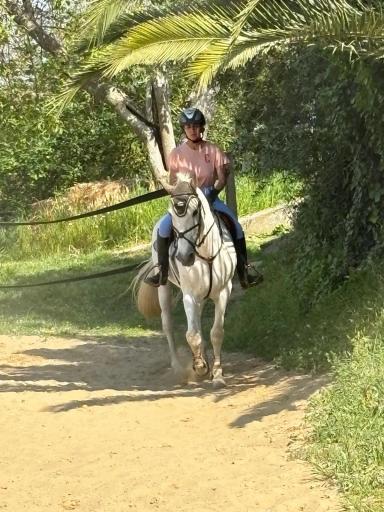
[210,286,231,387]
[158,284,184,377]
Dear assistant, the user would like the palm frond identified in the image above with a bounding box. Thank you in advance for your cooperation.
[184,0,384,87]
[79,0,142,49]
[231,0,263,40]
[187,40,232,90]
[78,8,163,51]
[48,69,103,115]
[56,6,234,111]
[47,82,85,116]
[222,37,284,72]
[230,0,384,62]
[96,0,237,48]
[86,10,233,78]
[57,0,384,111]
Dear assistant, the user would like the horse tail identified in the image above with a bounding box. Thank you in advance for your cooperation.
[131,260,161,318]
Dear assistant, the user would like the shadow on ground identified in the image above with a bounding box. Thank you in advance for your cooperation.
[0,334,326,428]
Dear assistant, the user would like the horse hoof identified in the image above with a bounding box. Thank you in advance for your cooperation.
[194,365,209,377]
[193,359,209,377]
[212,377,226,389]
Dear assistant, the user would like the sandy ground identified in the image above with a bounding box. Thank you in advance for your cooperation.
[0,334,342,512]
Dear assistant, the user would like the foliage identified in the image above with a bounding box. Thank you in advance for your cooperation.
[0,2,154,211]
[222,45,384,304]
[0,87,151,210]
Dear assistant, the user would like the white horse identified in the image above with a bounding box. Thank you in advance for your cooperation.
[134,174,236,386]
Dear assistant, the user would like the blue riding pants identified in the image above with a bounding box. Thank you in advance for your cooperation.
[158,197,244,239]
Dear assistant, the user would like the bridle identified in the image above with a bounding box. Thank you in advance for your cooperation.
[170,192,222,263]
[170,191,223,299]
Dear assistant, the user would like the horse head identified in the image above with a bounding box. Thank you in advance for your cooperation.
[163,173,208,267]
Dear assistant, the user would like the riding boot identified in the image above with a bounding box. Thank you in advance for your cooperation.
[234,237,264,289]
[144,233,170,287]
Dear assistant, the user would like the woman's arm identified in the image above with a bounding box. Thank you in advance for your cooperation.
[214,148,231,192]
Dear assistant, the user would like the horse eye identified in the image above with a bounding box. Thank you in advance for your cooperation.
[192,209,198,216]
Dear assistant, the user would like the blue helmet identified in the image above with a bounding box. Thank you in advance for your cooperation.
[179,107,206,127]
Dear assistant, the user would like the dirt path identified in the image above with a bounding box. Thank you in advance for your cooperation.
[0,335,341,512]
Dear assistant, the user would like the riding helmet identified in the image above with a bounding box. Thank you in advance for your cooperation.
[179,107,206,126]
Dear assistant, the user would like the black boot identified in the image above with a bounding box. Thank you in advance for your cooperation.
[144,233,170,287]
[234,237,264,289]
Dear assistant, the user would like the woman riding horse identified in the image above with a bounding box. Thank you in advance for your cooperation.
[145,107,263,289]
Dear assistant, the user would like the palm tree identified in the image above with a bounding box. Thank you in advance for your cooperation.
[60,0,384,103]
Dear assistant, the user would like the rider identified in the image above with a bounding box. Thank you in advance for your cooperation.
[145,107,263,289]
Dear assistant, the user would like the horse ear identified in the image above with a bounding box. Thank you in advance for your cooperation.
[161,180,176,195]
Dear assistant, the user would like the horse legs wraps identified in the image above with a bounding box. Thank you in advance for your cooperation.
[145,232,170,287]
[234,237,264,289]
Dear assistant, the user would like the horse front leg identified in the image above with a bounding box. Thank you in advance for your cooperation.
[183,293,209,377]
[158,284,183,375]
[210,285,231,387]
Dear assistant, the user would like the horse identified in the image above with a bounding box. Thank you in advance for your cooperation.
[134,173,236,387]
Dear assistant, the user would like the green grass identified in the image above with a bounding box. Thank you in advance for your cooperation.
[1,191,169,260]
[0,171,301,260]
[236,171,302,216]
[0,249,156,337]
[305,334,384,512]
[219,236,382,372]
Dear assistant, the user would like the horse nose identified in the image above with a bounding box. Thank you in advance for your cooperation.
[176,251,195,266]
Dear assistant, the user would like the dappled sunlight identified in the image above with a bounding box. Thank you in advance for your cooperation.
[0,335,328,427]
[0,335,340,512]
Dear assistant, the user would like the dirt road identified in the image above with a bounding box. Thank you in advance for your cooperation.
[0,335,341,511]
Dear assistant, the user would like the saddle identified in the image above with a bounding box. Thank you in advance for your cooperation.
[215,211,237,243]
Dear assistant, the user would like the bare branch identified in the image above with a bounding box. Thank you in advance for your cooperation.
[5,0,64,56]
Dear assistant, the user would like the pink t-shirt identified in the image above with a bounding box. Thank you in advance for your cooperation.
[168,141,230,188]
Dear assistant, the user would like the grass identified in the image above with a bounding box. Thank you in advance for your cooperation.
[0,248,155,337]
[236,170,302,216]
[218,236,382,372]
[0,170,302,260]
[305,332,384,512]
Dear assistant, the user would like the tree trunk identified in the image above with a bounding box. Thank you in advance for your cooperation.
[152,68,175,163]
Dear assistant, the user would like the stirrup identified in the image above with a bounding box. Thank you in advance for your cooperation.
[144,272,161,288]
[240,265,264,289]
[144,266,168,287]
